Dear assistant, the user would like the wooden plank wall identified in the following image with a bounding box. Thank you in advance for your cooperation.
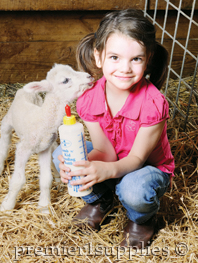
[0,0,197,83]
[0,0,144,11]
[0,12,106,83]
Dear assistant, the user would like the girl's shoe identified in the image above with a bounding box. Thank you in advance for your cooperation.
[120,217,155,248]
[72,190,114,231]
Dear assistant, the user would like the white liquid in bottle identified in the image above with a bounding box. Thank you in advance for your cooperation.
[59,105,93,196]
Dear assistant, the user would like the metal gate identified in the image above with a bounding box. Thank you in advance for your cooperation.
[144,0,198,129]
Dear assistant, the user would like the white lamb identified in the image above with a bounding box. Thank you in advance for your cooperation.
[0,63,93,213]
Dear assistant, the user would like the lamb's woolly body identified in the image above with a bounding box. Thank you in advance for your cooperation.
[11,90,65,153]
[0,64,92,213]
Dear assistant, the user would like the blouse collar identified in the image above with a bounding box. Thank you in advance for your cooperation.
[90,76,147,120]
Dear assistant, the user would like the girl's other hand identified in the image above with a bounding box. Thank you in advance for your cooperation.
[58,155,72,183]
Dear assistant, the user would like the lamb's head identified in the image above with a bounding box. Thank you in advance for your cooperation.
[46,64,94,102]
[23,64,94,103]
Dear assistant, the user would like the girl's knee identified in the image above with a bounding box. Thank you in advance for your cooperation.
[119,188,159,213]
[116,173,160,213]
[119,187,149,212]
[116,177,143,209]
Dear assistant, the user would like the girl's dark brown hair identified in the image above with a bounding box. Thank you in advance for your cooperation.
[76,9,168,90]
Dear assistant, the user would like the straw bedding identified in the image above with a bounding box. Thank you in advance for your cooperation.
[0,79,197,263]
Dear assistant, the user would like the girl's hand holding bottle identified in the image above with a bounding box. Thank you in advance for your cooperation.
[58,155,113,191]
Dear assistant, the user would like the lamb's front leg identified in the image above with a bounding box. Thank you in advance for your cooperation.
[51,141,61,183]
[38,147,53,214]
[0,111,13,175]
[0,142,32,211]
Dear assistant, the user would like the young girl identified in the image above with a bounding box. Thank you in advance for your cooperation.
[53,9,175,248]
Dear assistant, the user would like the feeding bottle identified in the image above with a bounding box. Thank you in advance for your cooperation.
[58,104,93,196]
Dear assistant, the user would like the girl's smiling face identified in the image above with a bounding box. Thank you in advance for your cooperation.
[94,32,148,93]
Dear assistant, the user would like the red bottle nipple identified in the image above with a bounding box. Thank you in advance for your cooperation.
[65,104,71,117]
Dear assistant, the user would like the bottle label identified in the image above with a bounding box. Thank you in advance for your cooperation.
[60,131,92,196]
[60,132,87,164]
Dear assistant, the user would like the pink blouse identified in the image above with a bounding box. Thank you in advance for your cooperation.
[76,76,175,178]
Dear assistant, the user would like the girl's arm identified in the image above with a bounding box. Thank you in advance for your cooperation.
[59,119,165,190]
[110,119,166,178]
[84,121,117,162]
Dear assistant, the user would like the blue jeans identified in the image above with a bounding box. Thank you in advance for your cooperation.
[52,141,170,224]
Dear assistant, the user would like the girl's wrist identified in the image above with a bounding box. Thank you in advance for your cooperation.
[108,161,118,179]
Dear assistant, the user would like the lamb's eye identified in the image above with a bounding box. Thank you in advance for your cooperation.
[63,78,70,84]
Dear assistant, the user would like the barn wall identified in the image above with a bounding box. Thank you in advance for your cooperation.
[0,1,197,83]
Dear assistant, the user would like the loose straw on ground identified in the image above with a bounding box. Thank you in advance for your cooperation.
[0,78,197,262]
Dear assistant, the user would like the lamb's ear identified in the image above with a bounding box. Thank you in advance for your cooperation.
[23,80,53,93]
